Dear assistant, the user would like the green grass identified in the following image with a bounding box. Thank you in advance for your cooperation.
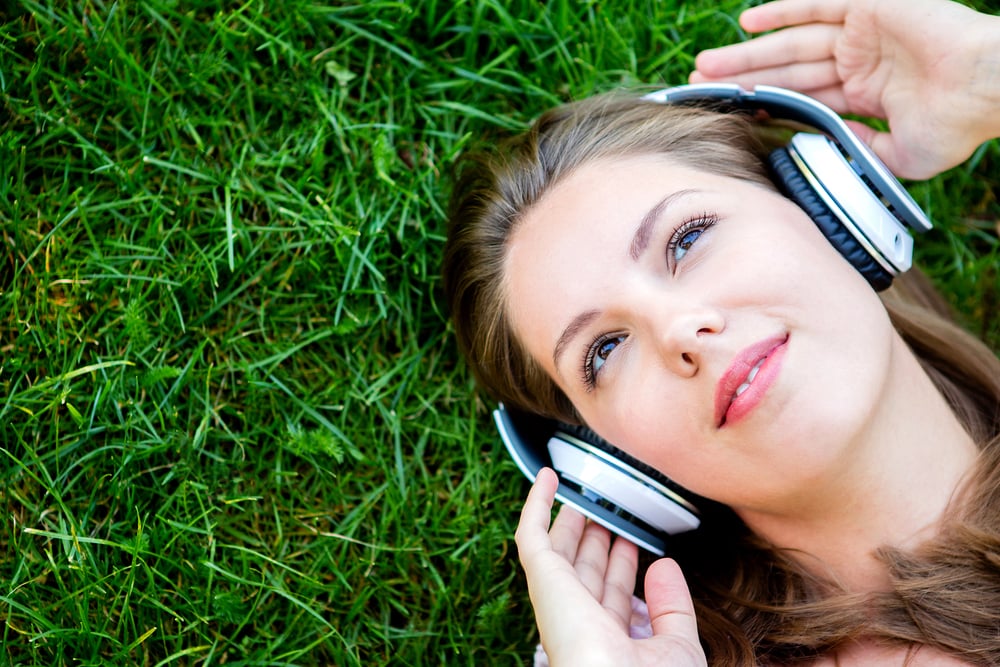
[1,1,997,665]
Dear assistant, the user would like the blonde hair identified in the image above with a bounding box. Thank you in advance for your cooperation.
[443,92,1000,664]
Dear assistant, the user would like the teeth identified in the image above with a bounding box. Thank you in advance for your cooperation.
[733,358,766,399]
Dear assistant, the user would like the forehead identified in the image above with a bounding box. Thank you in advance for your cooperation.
[514,154,702,246]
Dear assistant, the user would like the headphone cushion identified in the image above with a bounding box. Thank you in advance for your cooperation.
[767,147,893,291]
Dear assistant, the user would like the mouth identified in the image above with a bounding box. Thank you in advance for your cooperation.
[715,333,789,428]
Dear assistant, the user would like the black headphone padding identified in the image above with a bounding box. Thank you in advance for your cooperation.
[768,147,894,291]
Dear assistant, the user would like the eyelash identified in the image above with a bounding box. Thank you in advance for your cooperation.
[666,212,718,270]
[579,212,719,390]
[581,332,625,391]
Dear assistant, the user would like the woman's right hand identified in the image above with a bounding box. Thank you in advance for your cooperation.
[690,0,1000,179]
[515,468,707,667]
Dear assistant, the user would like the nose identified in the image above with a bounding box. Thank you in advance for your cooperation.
[650,299,724,377]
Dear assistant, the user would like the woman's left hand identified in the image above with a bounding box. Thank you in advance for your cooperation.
[515,468,708,667]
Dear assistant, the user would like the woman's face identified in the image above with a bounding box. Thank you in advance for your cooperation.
[504,154,902,515]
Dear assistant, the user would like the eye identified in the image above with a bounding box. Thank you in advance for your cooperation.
[673,228,703,262]
[583,334,626,390]
[667,214,717,268]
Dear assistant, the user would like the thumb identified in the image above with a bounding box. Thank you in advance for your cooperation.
[844,120,925,180]
[644,558,701,645]
[847,119,954,180]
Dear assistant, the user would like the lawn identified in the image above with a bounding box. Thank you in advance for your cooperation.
[1,1,997,665]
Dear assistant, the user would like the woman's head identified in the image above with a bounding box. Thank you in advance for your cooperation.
[443,90,1000,506]
[444,93,776,423]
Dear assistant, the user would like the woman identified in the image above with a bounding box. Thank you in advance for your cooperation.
[443,0,1000,664]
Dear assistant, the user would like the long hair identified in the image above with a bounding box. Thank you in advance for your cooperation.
[442,92,1000,664]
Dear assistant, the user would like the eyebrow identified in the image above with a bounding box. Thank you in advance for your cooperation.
[628,188,699,261]
[552,188,700,370]
[552,309,600,369]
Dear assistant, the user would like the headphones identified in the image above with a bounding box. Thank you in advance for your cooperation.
[495,84,933,555]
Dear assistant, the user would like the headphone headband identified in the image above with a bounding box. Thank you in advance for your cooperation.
[642,84,932,236]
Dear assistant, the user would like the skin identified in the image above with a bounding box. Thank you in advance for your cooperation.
[690,0,1000,180]
[508,155,978,665]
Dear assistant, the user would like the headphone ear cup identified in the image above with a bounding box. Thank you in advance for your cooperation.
[493,404,701,554]
[555,422,691,501]
[768,147,893,291]
[550,422,702,536]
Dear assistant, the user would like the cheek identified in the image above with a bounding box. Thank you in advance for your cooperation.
[736,211,879,315]
[583,385,702,480]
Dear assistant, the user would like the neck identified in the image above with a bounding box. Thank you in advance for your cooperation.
[736,337,979,593]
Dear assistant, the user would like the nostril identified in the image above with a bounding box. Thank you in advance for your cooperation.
[681,352,694,365]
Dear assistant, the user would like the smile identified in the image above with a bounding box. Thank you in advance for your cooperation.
[715,334,789,428]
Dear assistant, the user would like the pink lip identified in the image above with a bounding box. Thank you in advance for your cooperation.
[714,333,789,428]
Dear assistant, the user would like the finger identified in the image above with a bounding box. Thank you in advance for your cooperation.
[739,0,849,33]
[515,467,559,564]
[797,85,849,114]
[847,124,932,180]
[843,119,881,151]
[601,536,639,631]
[645,558,700,644]
[693,24,840,78]
[688,66,851,114]
[842,121,900,171]
[549,501,587,563]
[691,60,841,95]
[573,520,613,601]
